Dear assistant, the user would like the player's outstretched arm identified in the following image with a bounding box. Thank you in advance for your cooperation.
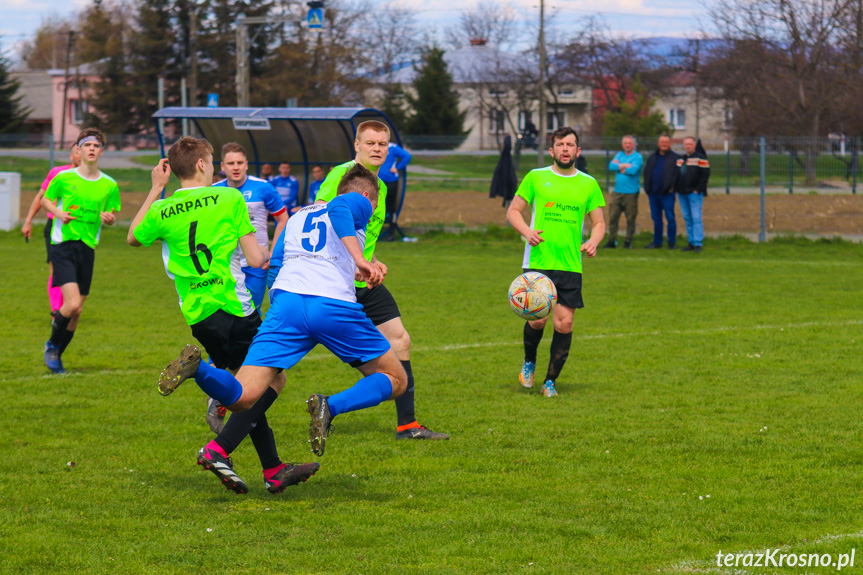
[580,207,606,258]
[240,233,269,268]
[343,236,383,287]
[22,189,47,239]
[41,195,74,224]
[128,159,172,246]
[506,196,543,246]
[268,210,289,268]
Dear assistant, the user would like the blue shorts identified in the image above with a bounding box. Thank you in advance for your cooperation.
[243,290,391,370]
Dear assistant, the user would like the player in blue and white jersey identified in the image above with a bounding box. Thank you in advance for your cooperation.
[158,164,408,467]
[271,162,300,213]
[214,142,287,310]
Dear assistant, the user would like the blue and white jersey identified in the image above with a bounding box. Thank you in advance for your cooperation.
[214,176,286,267]
[271,175,299,211]
[271,193,373,303]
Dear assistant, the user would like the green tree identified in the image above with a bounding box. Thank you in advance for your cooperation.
[404,46,468,146]
[77,0,139,133]
[376,83,409,130]
[602,78,671,139]
[0,49,30,133]
[256,0,370,108]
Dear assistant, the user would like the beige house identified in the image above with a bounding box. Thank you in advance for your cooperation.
[368,41,593,151]
[651,71,732,150]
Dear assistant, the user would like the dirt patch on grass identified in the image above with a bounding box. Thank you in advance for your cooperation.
[19,190,863,237]
[398,191,863,236]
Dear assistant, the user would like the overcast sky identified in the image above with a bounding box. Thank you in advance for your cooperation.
[1,0,708,63]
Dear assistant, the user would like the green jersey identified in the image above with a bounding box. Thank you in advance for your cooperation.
[133,186,257,325]
[515,166,605,274]
[315,160,387,288]
[45,168,121,249]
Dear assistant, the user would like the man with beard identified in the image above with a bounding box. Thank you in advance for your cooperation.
[505,127,606,398]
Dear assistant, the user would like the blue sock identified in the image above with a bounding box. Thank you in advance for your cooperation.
[328,373,393,417]
[193,362,243,406]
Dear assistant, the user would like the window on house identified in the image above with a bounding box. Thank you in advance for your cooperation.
[669,108,686,130]
[488,88,507,97]
[557,86,574,96]
[722,106,734,130]
[518,111,532,131]
[489,109,506,133]
[71,99,89,124]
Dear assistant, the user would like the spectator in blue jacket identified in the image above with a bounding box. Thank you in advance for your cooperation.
[378,142,412,224]
[271,162,300,213]
[307,165,326,204]
[642,134,680,249]
[603,135,643,249]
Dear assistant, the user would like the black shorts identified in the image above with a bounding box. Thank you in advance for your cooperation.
[44,222,53,264]
[52,240,95,295]
[525,268,584,310]
[190,309,262,370]
[355,284,401,326]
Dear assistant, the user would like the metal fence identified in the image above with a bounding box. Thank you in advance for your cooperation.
[1,133,859,195]
[580,135,860,195]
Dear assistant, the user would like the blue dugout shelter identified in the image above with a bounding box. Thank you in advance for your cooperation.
[152,107,408,225]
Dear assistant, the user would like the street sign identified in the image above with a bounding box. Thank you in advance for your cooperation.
[207,93,219,108]
[307,7,323,28]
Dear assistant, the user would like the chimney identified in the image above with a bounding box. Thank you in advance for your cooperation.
[469,38,487,46]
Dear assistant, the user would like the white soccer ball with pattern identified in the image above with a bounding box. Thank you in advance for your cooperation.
[508,272,557,320]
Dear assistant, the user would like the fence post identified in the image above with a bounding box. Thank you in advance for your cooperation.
[48,133,55,170]
[726,146,730,194]
[788,148,793,194]
[759,136,766,243]
[605,149,610,193]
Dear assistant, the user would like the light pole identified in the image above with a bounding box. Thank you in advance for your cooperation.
[536,0,546,168]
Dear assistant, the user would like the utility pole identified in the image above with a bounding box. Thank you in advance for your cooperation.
[537,0,546,168]
[189,13,198,107]
[59,30,75,148]
[694,38,701,140]
[236,15,299,107]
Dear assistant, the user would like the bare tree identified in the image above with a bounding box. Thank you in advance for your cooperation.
[446,0,519,50]
[553,16,653,136]
[705,0,853,183]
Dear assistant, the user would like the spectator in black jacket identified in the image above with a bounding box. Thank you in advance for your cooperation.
[642,134,680,248]
[676,137,710,252]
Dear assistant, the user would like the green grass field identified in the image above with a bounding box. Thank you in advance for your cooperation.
[2,228,863,574]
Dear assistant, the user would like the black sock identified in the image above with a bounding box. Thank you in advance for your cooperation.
[215,387,279,455]
[50,313,71,347]
[394,360,415,427]
[545,330,573,382]
[249,413,281,470]
[58,330,75,354]
[523,323,544,364]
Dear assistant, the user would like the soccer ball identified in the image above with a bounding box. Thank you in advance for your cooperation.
[508,272,557,320]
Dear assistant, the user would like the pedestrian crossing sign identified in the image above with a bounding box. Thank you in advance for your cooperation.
[308,8,323,28]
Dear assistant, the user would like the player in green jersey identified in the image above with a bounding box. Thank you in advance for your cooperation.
[128,138,319,494]
[316,121,449,440]
[40,128,120,374]
[506,127,606,398]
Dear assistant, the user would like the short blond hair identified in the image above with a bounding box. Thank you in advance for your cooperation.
[356,120,391,141]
